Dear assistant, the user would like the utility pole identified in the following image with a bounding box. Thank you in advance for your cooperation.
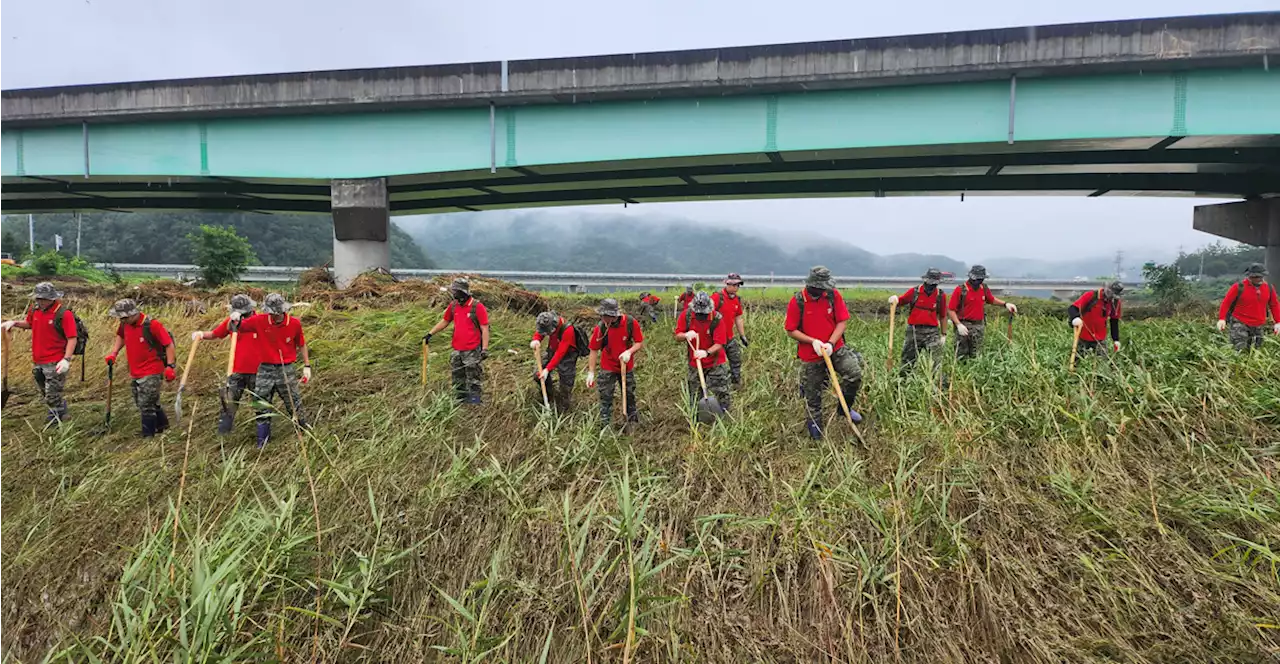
[1114,250,1124,279]
[28,214,34,253]
[76,212,82,257]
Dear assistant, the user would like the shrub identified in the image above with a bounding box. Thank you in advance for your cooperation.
[1142,261,1191,312]
[188,225,256,287]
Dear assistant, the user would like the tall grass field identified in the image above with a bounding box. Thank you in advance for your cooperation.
[2,287,1278,663]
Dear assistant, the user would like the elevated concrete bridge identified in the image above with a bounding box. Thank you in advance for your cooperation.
[3,12,1279,285]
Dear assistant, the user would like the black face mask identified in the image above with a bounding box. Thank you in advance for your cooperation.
[923,283,937,293]
[805,286,825,298]
[453,291,468,303]
[970,279,984,287]
[694,312,709,320]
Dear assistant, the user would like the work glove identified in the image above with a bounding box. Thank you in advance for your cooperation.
[104,353,117,366]
[1216,319,1227,332]
[422,333,432,345]
[229,310,242,322]
[956,323,969,337]
[1006,302,1018,314]
[1273,323,1280,335]
[585,371,596,388]
[739,335,749,347]
[618,350,632,365]
[1,320,15,332]
[301,366,312,384]
[481,349,489,361]
[940,336,947,347]
[537,368,549,381]
[1071,317,1083,328]
[693,349,708,360]
[680,330,698,342]
[888,295,899,305]
[1113,341,1122,353]
[530,339,540,350]
[163,366,176,382]
[55,358,71,375]
[191,331,204,341]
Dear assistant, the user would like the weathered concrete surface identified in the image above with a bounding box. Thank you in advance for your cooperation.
[332,178,390,288]
[1194,198,1280,287]
[4,12,1277,126]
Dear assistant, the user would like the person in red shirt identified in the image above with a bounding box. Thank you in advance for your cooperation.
[784,266,864,440]
[2,282,77,424]
[190,294,261,435]
[674,291,731,413]
[889,268,949,374]
[947,265,1018,360]
[232,293,310,447]
[711,273,749,385]
[531,310,580,411]
[423,278,490,405]
[677,286,695,315]
[586,298,645,425]
[1068,281,1124,356]
[637,292,661,325]
[104,298,177,437]
[1216,263,1280,352]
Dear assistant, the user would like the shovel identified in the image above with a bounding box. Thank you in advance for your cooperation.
[219,331,239,415]
[821,346,866,444]
[620,359,628,423]
[421,339,428,387]
[686,339,722,424]
[102,362,115,432]
[1069,323,1083,372]
[533,345,550,409]
[174,337,200,425]
[1,329,11,407]
[885,300,897,371]
[1006,310,1014,344]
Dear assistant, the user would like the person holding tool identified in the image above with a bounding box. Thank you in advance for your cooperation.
[190,294,261,434]
[889,268,949,375]
[711,273,748,385]
[946,265,1017,360]
[675,291,731,417]
[586,298,645,426]
[784,266,864,440]
[1068,281,1125,357]
[531,310,583,412]
[231,293,311,447]
[422,278,490,405]
[103,298,176,437]
[1216,263,1280,352]
[1,282,79,424]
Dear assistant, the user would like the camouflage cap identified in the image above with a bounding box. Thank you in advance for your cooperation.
[1245,263,1267,276]
[805,266,834,289]
[1106,281,1125,297]
[685,285,694,294]
[229,294,256,315]
[596,298,621,317]
[263,293,291,314]
[450,278,471,295]
[31,281,62,300]
[967,265,988,280]
[921,268,944,285]
[691,291,714,314]
[535,311,559,334]
[724,273,744,286]
[110,298,141,319]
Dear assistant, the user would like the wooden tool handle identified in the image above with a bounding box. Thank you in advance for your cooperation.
[179,337,200,387]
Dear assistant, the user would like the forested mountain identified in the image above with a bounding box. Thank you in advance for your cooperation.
[1,212,433,268]
[395,212,965,276]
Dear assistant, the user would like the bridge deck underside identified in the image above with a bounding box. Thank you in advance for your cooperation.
[4,137,1279,214]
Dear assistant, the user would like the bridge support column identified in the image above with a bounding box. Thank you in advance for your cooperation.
[331,178,390,288]
[1193,199,1280,289]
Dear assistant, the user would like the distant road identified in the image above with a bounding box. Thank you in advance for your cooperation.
[98,264,1137,293]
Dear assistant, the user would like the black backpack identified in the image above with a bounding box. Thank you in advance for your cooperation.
[903,286,946,321]
[50,305,89,356]
[792,290,847,345]
[953,283,992,318]
[594,315,639,356]
[1225,280,1271,322]
[118,318,168,362]
[552,319,592,360]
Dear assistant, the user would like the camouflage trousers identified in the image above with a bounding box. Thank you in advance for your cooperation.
[538,350,578,411]
[954,321,986,360]
[597,369,638,422]
[638,302,657,324]
[687,362,732,411]
[901,324,943,372]
[1228,319,1266,352]
[131,373,169,435]
[450,349,485,402]
[1076,340,1111,357]
[253,363,306,425]
[32,363,69,422]
[723,337,743,383]
[218,372,256,434]
[799,346,863,423]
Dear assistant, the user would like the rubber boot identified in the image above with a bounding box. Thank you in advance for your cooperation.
[806,418,823,440]
[216,411,235,435]
[256,421,271,448]
[155,408,170,434]
[141,413,158,438]
[466,393,482,405]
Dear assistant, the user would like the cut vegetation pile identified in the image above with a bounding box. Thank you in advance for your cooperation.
[298,269,549,313]
[1,282,1278,663]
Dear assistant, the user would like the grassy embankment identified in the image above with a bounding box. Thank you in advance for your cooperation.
[1,281,1278,662]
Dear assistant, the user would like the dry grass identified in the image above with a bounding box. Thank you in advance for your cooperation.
[1,283,1278,663]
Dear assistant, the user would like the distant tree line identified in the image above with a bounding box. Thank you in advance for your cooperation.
[1173,242,1264,278]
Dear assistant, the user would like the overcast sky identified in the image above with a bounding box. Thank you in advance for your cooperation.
[3,0,1268,262]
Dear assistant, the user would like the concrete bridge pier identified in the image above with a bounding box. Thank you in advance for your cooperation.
[1193,199,1280,289]
[331,178,390,288]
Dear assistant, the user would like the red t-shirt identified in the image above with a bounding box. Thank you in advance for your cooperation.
[589,315,643,373]
[442,299,489,351]
[711,291,744,334]
[674,311,728,368]
[784,289,850,363]
[677,292,694,312]
[1072,290,1122,342]
[1218,280,1280,327]
[532,319,576,372]
[116,315,172,378]
[210,317,264,374]
[900,286,947,327]
[25,303,77,365]
[949,282,997,322]
[237,314,306,364]
[642,295,661,305]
